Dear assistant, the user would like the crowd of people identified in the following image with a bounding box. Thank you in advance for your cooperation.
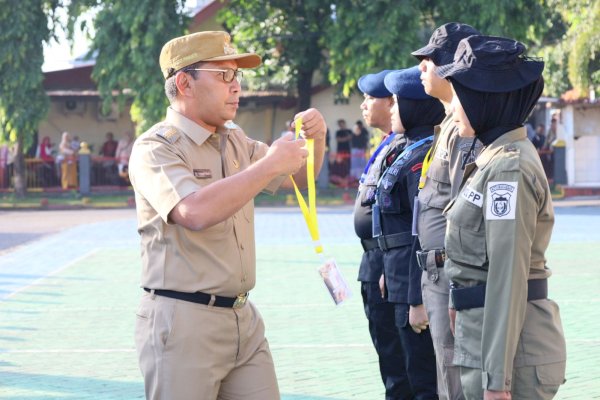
[128,26,566,400]
[0,130,135,190]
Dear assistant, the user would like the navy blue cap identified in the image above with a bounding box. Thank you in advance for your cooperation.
[436,35,544,93]
[411,22,481,66]
[357,70,393,98]
[383,66,430,100]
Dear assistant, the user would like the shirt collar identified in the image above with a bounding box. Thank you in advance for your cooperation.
[165,107,216,146]
[475,126,527,169]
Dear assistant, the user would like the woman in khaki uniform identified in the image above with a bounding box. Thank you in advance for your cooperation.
[437,36,566,399]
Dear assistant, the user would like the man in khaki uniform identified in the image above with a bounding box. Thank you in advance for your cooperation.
[129,31,326,400]
[438,36,566,399]
[411,22,481,400]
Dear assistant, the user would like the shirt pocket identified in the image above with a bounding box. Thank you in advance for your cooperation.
[445,200,487,267]
[425,159,451,209]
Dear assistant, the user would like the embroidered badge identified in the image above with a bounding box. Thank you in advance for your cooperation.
[486,181,518,220]
[193,169,212,179]
[461,186,483,207]
[435,146,449,161]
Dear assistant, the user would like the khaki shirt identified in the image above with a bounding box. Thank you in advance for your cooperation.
[129,107,284,297]
[444,127,566,391]
[417,113,482,250]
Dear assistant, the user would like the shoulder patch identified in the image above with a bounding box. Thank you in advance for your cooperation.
[486,181,518,220]
[156,127,180,144]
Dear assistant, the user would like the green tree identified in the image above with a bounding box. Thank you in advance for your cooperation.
[218,0,332,111]
[0,0,58,198]
[67,0,189,132]
[328,0,557,95]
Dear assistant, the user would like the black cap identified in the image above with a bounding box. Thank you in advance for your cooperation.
[411,22,481,66]
[436,35,544,93]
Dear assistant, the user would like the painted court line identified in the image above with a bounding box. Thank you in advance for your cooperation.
[2,249,99,300]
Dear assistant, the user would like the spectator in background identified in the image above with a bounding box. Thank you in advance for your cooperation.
[100,132,118,158]
[59,131,78,190]
[36,136,54,162]
[542,117,558,184]
[70,135,81,152]
[350,120,369,182]
[116,131,135,182]
[331,119,352,186]
[531,123,546,150]
[35,136,57,187]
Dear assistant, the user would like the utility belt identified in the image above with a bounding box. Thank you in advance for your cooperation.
[374,231,413,251]
[360,237,379,252]
[144,288,249,309]
[450,279,548,311]
[416,249,446,271]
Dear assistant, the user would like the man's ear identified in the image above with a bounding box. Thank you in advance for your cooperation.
[175,72,193,97]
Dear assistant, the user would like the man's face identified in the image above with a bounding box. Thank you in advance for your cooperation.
[185,60,241,128]
[360,94,392,130]
[390,95,405,134]
[419,58,450,100]
[450,85,475,137]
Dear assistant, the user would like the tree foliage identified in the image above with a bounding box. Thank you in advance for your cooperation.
[67,0,189,132]
[218,0,331,111]
[327,0,556,95]
[0,0,58,197]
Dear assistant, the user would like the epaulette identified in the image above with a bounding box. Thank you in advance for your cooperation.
[155,126,181,144]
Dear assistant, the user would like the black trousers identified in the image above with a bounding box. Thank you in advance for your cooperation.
[361,282,413,400]
[394,302,439,400]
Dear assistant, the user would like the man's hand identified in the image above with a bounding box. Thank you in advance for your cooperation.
[265,133,309,176]
[484,390,511,400]
[378,274,386,298]
[293,108,326,141]
[409,304,429,334]
[449,308,456,336]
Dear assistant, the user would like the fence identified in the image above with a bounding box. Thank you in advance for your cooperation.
[0,156,130,192]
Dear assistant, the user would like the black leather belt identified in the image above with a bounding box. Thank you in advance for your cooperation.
[450,279,548,311]
[376,231,413,251]
[144,288,249,309]
[416,249,446,271]
[360,237,379,252]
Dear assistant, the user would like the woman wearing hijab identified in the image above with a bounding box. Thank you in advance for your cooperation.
[437,36,566,399]
[373,66,444,399]
[58,131,78,190]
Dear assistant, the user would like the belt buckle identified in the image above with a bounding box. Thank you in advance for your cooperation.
[233,292,249,309]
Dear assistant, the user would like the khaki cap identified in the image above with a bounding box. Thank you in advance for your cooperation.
[159,31,261,79]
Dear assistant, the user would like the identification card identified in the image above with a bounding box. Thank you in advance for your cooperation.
[411,196,420,236]
[318,258,352,305]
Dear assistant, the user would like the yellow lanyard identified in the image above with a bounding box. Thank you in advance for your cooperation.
[418,146,434,189]
[290,118,323,254]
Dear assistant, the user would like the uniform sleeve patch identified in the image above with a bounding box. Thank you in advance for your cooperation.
[486,181,518,220]
[461,186,483,207]
[156,127,180,144]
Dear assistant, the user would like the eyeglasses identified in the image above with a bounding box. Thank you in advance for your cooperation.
[184,68,243,83]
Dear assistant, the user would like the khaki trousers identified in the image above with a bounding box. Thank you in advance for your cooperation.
[460,362,565,400]
[135,292,279,400]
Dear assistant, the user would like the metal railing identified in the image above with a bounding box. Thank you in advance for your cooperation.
[0,156,130,191]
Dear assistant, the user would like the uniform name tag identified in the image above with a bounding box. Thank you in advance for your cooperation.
[193,169,212,179]
[486,181,518,220]
[461,186,483,207]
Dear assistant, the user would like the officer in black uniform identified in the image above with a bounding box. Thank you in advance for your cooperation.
[354,70,411,399]
[375,66,445,399]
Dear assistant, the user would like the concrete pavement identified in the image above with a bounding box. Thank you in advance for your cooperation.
[0,205,599,399]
